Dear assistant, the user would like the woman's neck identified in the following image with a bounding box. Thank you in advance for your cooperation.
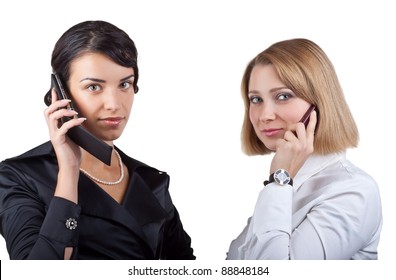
[79,147,129,203]
[80,148,121,178]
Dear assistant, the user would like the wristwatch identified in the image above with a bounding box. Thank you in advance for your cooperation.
[264,169,293,186]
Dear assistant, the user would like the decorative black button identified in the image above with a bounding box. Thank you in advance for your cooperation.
[65,218,77,230]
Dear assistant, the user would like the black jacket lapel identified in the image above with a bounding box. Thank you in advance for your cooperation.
[77,174,148,244]
[121,165,169,257]
[78,150,169,258]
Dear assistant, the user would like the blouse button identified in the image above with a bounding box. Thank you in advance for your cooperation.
[65,218,78,230]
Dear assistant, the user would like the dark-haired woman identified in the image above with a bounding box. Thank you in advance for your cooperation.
[0,20,195,260]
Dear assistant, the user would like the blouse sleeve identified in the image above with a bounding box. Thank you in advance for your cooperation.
[232,184,295,259]
[228,174,382,260]
[0,163,81,259]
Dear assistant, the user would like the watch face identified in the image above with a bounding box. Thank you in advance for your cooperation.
[274,169,290,185]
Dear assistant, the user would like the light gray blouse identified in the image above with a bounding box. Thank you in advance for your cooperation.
[227,152,382,260]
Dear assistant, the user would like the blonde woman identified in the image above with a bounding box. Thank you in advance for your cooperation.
[227,38,382,260]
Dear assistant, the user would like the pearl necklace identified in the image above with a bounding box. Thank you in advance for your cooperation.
[79,150,124,185]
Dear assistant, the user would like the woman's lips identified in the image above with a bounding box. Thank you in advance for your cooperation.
[100,117,124,127]
[262,128,283,137]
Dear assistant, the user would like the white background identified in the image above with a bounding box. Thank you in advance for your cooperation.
[0,0,395,278]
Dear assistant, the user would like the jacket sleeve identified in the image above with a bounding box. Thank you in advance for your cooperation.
[0,163,81,259]
[139,166,195,260]
[161,206,195,260]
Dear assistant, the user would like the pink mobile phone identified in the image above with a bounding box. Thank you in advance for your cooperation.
[299,105,316,128]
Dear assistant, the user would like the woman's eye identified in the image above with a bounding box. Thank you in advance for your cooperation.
[120,81,132,89]
[249,96,262,104]
[87,84,101,92]
[277,92,292,101]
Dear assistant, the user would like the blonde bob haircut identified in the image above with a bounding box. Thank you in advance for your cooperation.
[241,38,359,155]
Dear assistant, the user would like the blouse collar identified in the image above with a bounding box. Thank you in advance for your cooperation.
[293,151,346,189]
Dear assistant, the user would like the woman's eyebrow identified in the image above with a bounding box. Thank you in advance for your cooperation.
[80,77,106,83]
[269,87,289,93]
[79,74,134,83]
[248,90,260,95]
[120,74,134,82]
[248,87,289,95]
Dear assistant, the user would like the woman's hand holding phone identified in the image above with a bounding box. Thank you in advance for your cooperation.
[270,108,317,179]
[44,89,86,166]
[43,90,86,203]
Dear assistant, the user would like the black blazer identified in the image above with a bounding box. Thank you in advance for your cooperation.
[0,142,195,260]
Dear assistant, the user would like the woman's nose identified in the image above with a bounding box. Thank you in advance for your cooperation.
[259,103,276,123]
[103,89,121,111]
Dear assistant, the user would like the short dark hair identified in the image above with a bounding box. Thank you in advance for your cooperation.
[44,20,139,105]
